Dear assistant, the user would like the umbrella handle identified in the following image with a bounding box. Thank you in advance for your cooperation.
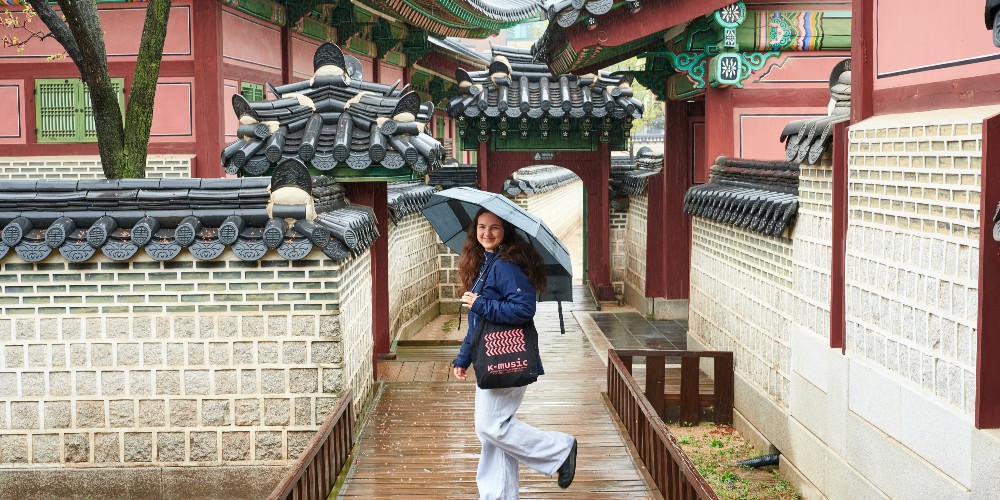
[558,301,565,335]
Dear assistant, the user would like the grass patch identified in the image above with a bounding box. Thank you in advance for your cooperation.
[666,422,801,500]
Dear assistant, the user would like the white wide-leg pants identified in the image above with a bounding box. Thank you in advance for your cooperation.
[474,386,576,500]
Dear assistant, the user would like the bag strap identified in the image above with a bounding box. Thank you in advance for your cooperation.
[472,253,499,294]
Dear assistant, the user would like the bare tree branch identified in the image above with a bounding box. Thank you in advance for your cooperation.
[25,0,83,69]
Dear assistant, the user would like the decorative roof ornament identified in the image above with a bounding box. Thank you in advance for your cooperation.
[222,42,444,181]
[779,59,851,164]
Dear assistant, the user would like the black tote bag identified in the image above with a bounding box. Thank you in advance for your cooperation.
[471,318,539,389]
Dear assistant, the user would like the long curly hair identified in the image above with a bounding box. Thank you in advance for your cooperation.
[458,208,547,294]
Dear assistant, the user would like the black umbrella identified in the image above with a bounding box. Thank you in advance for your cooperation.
[422,187,573,332]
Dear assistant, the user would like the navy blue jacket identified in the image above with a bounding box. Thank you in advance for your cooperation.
[453,252,544,375]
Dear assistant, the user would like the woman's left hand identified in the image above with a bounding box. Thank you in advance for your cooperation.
[460,291,479,309]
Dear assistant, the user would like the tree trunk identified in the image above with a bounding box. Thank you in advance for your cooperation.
[56,0,125,179]
[122,0,172,179]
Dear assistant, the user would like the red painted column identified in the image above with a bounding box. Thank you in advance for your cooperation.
[648,101,693,300]
[192,0,224,178]
[851,0,874,122]
[830,122,849,350]
[588,142,614,300]
[477,141,490,191]
[280,26,292,86]
[704,87,735,166]
[976,113,1000,429]
[345,182,392,369]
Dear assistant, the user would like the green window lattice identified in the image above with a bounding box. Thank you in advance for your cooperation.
[35,77,124,143]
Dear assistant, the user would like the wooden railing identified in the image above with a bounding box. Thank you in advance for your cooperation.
[606,349,734,500]
[612,349,733,425]
[268,390,354,500]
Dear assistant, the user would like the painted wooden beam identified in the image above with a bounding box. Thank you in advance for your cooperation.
[193,0,225,178]
[851,0,874,122]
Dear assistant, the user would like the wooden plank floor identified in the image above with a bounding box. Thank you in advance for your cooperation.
[339,287,657,499]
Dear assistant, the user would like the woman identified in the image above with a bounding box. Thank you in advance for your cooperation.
[452,208,578,499]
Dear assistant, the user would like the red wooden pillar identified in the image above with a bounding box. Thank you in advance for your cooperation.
[851,0,874,123]
[704,87,734,165]
[345,182,392,368]
[192,0,224,178]
[589,142,614,300]
[477,141,490,190]
[280,26,293,86]
[830,122,849,350]
[976,113,1000,429]
[647,101,692,300]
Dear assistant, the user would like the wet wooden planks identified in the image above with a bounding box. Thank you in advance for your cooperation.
[340,295,656,499]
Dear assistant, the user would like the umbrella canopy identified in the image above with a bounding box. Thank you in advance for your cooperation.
[422,187,573,302]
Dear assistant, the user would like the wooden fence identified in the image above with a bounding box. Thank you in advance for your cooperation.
[606,349,735,499]
[268,390,354,500]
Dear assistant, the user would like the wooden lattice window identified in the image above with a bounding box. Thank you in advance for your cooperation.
[35,78,124,143]
[241,82,264,102]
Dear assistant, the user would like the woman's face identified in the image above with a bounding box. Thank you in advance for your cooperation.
[476,212,504,252]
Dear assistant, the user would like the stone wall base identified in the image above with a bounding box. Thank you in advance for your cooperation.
[622,290,689,321]
[0,465,288,500]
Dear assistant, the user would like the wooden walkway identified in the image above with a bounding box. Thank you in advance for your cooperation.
[337,286,657,499]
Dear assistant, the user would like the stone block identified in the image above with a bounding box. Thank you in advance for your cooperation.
[287,431,313,460]
[199,316,216,338]
[109,399,134,428]
[233,342,254,364]
[138,399,165,427]
[235,399,260,426]
[282,341,307,364]
[44,400,71,429]
[0,372,16,397]
[186,343,205,365]
[261,369,286,394]
[165,343,185,366]
[242,317,265,338]
[156,431,185,462]
[268,316,288,337]
[0,434,28,463]
[122,432,153,463]
[11,401,39,429]
[106,317,129,339]
[848,360,901,437]
[27,344,48,367]
[221,432,251,462]
[76,371,98,396]
[184,370,211,395]
[142,343,163,366]
[39,318,59,340]
[255,431,283,460]
[160,466,287,500]
[63,433,90,463]
[219,316,239,338]
[169,399,197,427]
[215,369,237,394]
[3,345,23,368]
[293,397,312,426]
[322,367,342,393]
[208,342,230,364]
[133,317,152,339]
[203,399,231,426]
[175,316,196,338]
[156,370,180,395]
[289,369,317,393]
[292,315,316,336]
[76,400,105,428]
[101,370,127,396]
[94,432,120,463]
[21,371,44,397]
[258,342,279,364]
[263,399,290,426]
[898,388,973,487]
[240,369,257,394]
[190,431,219,462]
[15,318,36,340]
[31,434,60,463]
[129,370,152,396]
[85,317,102,339]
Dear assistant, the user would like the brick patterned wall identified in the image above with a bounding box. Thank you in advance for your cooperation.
[846,116,984,414]
[511,180,583,241]
[624,194,649,307]
[437,245,461,314]
[610,212,628,297]
[0,249,372,467]
[689,219,794,407]
[387,213,440,343]
[0,155,193,180]
[792,154,834,340]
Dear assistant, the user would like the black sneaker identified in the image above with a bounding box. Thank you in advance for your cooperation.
[557,439,577,488]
